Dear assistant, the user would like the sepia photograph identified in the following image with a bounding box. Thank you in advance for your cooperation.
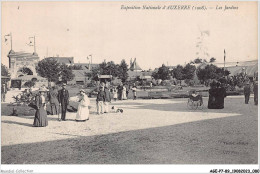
[1,1,259,173]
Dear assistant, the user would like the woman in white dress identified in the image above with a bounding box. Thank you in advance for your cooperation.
[76,89,90,122]
[122,85,127,100]
[112,87,118,101]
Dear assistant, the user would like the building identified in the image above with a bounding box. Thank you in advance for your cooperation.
[45,57,74,65]
[6,50,48,88]
[129,58,142,72]
[8,50,39,79]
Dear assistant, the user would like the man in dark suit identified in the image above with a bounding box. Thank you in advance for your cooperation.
[49,86,59,115]
[58,83,69,121]
[244,82,251,104]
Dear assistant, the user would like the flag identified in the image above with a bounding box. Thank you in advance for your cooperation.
[27,37,34,46]
[224,49,226,61]
[4,34,10,44]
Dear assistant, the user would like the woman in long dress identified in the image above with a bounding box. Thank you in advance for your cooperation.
[122,85,127,100]
[33,87,48,127]
[76,89,90,122]
[112,87,118,101]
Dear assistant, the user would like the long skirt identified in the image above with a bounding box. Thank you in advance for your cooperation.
[122,91,127,100]
[33,107,48,127]
[76,104,89,121]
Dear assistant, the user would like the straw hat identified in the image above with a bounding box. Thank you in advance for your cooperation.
[39,87,48,92]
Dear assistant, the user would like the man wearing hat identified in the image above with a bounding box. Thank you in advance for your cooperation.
[58,83,70,121]
[244,82,251,104]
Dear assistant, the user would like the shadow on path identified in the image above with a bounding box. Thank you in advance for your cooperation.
[2,113,257,164]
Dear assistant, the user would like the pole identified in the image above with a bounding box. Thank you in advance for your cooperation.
[90,54,92,71]
[224,49,226,76]
[34,36,36,53]
[10,33,13,50]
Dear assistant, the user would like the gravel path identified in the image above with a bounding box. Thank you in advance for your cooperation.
[1,96,258,164]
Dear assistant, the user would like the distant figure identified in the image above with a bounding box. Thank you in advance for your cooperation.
[104,85,111,113]
[244,82,251,104]
[1,83,7,102]
[58,83,69,121]
[96,87,105,115]
[33,87,48,127]
[49,86,59,115]
[112,87,118,101]
[122,85,127,100]
[219,83,227,109]
[208,81,217,109]
[117,84,123,100]
[132,85,137,100]
[126,84,130,98]
[253,81,258,105]
[76,89,90,121]
[215,82,226,109]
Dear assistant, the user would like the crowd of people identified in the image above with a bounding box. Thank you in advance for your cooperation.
[2,79,258,128]
[30,82,138,127]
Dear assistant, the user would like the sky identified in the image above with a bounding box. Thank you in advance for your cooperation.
[1,1,258,70]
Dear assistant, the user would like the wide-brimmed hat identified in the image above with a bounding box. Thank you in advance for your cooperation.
[39,87,48,92]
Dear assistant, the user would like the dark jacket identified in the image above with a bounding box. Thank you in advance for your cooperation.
[58,89,69,105]
[35,95,45,109]
[244,85,251,95]
[96,90,105,102]
[104,88,111,102]
[49,89,59,105]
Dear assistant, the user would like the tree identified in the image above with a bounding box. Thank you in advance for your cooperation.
[194,58,203,64]
[152,64,170,80]
[1,64,9,77]
[85,66,100,81]
[118,59,129,83]
[1,64,10,84]
[71,65,82,70]
[36,59,60,83]
[196,64,230,85]
[182,63,196,85]
[59,63,75,83]
[210,57,216,63]
[172,65,184,85]
[183,63,196,80]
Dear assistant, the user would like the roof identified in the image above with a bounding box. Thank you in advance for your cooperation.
[140,75,152,79]
[8,51,39,59]
[212,59,257,68]
[98,75,112,79]
[128,70,143,78]
[74,63,99,70]
[130,58,142,71]
[45,57,74,64]
[72,70,90,77]
[1,76,10,79]
[227,63,258,77]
